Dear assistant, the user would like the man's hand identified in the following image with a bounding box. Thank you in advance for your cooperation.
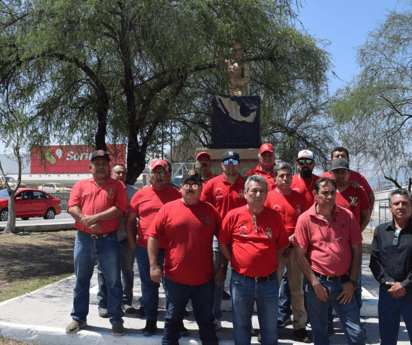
[386,282,408,299]
[150,266,163,283]
[337,282,355,304]
[350,182,361,188]
[215,267,227,286]
[313,282,329,302]
[81,215,99,228]
[89,223,101,233]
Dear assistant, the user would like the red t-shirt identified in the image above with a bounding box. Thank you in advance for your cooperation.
[218,206,289,277]
[291,174,320,206]
[321,170,373,195]
[265,189,309,238]
[294,203,362,276]
[147,199,221,286]
[68,177,127,234]
[129,185,181,248]
[335,185,370,225]
[200,173,247,219]
[246,165,276,191]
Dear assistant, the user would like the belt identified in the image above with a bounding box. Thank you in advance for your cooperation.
[81,231,117,240]
[314,271,349,283]
[234,270,277,283]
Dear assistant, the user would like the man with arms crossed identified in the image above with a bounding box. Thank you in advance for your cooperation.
[148,170,220,345]
[294,178,365,345]
[66,150,127,336]
[370,189,412,345]
[219,175,289,345]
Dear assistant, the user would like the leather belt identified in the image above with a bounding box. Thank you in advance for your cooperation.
[234,270,277,283]
[314,271,349,283]
[81,231,117,240]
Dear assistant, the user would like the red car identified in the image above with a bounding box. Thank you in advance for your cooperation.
[0,188,62,221]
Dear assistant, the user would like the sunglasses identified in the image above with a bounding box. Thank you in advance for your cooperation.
[223,159,239,166]
[297,159,313,166]
[393,229,401,246]
[182,183,200,190]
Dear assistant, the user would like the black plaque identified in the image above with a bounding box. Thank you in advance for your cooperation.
[209,95,261,149]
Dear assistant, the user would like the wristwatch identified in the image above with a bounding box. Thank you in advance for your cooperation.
[348,279,358,288]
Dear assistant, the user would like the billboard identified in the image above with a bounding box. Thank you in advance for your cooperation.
[31,144,126,174]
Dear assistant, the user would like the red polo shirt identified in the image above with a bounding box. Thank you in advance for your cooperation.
[129,185,181,249]
[335,185,370,225]
[291,174,320,206]
[147,199,221,286]
[200,173,247,218]
[246,165,276,191]
[68,177,127,234]
[218,206,289,277]
[294,203,362,276]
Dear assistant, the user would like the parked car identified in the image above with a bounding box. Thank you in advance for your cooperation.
[0,176,27,189]
[0,188,62,221]
[38,183,72,193]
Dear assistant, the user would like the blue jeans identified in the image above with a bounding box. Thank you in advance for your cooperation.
[163,276,217,345]
[97,239,135,307]
[231,270,279,345]
[135,245,164,321]
[304,277,365,345]
[278,268,292,321]
[378,285,412,345]
[71,231,124,324]
[213,249,224,320]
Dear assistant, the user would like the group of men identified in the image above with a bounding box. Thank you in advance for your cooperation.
[64,145,412,345]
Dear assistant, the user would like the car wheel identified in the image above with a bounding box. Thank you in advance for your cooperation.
[0,208,8,222]
[21,217,29,220]
[44,208,55,219]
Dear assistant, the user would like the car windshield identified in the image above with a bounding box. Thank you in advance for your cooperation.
[6,177,15,181]
[0,190,10,199]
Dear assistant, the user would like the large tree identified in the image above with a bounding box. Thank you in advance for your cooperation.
[329,9,412,188]
[1,0,333,182]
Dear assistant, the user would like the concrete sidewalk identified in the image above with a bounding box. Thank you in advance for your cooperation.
[0,229,410,344]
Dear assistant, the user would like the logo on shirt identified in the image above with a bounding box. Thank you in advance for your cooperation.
[107,189,114,198]
[215,188,223,199]
[237,189,245,198]
[296,205,302,214]
[239,225,248,237]
[349,196,358,207]
[272,205,282,214]
[204,217,212,226]
[265,228,273,238]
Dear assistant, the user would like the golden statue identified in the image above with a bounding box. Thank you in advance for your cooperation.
[219,42,250,97]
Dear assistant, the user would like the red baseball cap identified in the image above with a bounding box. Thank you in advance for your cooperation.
[196,152,211,160]
[259,143,274,155]
[150,158,168,171]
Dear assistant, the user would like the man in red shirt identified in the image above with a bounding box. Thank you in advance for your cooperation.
[66,150,128,337]
[265,162,311,343]
[219,175,289,345]
[291,149,320,206]
[195,151,213,185]
[294,178,365,345]
[201,150,247,328]
[125,158,181,336]
[246,143,276,191]
[147,170,221,345]
[321,146,375,208]
[329,157,371,313]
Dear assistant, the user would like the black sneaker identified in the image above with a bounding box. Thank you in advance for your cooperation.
[277,316,291,328]
[294,328,311,343]
[122,304,135,314]
[142,320,157,336]
[112,323,125,336]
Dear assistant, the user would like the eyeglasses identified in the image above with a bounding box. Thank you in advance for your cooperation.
[297,159,314,166]
[223,159,239,166]
[252,215,258,233]
[393,229,401,246]
[182,183,200,190]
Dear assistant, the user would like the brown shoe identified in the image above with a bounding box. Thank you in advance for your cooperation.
[65,320,87,333]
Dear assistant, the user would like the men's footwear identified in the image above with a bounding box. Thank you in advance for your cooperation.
[328,322,334,336]
[142,320,157,336]
[251,325,255,336]
[112,323,125,336]
[65,320,87,333]
[135,307,146,318]
[294,328,312,343]
[277,316,291,328]
[222,290,231,300]
[179,322,189,337]
[123,304,135,314]
[98,308,109,318]
[214,318,222,330]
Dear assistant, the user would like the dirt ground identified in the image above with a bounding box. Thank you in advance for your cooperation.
[0,230,76,303]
